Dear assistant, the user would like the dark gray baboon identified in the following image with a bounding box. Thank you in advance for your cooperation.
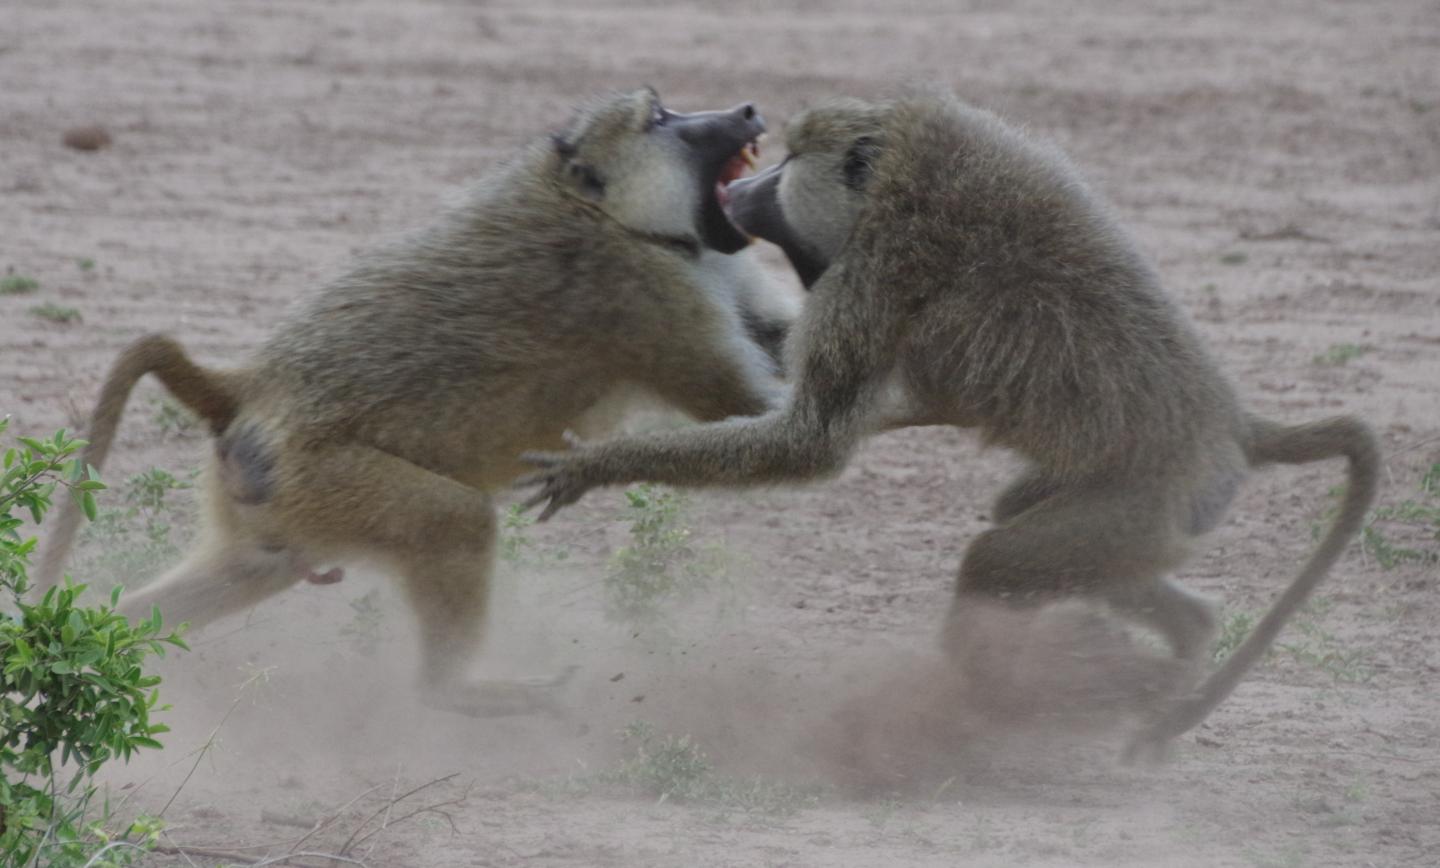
[518,90,1380,756]
[36,88,788,717]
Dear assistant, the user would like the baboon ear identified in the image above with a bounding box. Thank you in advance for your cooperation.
[551,133,578,161]
[552,135,605,200]
[566,162,606,200]
[842,136,882,190]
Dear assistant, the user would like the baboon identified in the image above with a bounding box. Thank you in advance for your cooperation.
[36,88,788,717]
[518,89,1381,756]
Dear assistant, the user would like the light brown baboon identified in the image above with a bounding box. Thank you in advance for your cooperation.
[36,88,788,717]
[518,89,1381,756]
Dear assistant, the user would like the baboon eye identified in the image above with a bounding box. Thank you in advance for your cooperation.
[843,136,878,190]
[649,104,669,129]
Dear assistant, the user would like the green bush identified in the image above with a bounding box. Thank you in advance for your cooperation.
[0,421,185,867]
[604,485,730,636]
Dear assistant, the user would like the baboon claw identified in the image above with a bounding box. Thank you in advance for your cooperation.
[515,452,592,520]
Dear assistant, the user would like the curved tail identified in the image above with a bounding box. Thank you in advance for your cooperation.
[1139,414,1380,747]
[32,335,239,590]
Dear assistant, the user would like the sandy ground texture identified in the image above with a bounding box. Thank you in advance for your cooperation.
[4,0,1440,865]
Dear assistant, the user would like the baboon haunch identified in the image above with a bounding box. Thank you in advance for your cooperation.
[36,88,789,717]
[519,89,1380,756]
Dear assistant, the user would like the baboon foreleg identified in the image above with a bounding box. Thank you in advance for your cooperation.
[519,250,902,519]
[520,409,855,520]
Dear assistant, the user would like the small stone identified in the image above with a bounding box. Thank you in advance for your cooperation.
[63,125,112,151]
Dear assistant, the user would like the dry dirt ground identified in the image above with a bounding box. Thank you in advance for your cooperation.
[4,0,1439,865]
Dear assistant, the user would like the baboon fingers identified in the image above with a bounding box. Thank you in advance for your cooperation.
[515,451,596,520]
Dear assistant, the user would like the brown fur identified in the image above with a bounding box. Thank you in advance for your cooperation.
[519,89,1381,756]
[35,89,788,717]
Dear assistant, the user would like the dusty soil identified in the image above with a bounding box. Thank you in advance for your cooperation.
[4,0,1439,865]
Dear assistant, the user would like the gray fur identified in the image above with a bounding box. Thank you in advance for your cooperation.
[37,89,790,719]
[519,89,1380,758]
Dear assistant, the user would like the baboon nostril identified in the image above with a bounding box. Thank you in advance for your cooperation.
[742,104,756,120]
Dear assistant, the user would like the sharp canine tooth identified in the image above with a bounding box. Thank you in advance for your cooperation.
[741,149,758,169]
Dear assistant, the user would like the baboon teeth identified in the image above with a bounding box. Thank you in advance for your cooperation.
[717,140,761,187]
[742,141,759,170]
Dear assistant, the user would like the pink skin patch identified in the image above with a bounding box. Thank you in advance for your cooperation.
[305,567,344,585]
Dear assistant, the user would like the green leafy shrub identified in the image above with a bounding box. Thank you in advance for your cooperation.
[0,421,185,866]
[604,485,730,635]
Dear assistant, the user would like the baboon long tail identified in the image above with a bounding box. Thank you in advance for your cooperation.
[1145,415,1380,744]
[32,335,239,591]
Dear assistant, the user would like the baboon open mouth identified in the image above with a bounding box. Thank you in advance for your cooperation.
[714,140,760,213]
[696,134,762,254]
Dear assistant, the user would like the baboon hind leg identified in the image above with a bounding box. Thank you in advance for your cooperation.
[294,445,570,717]
[990,468,1060,524]
[945,490,1212,664]
[392,540,571,718]
[117,544,302,629]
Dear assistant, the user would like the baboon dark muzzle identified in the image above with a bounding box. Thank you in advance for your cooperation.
[723,164,829,289]
[669,103,766,255]
[672,103,766,161]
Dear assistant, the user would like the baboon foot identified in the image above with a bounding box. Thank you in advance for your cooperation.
[421,665,579,719]
[1121,727,1175,766]
[1122,684,1208,765]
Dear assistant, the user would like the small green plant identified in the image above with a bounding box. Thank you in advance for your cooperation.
[605,721,714,803]
[1277,617,1372,684]
[588,722,820,814]
[29,304,82,324]
[1,421,185,867]
[1422,462,1440,496]
[339,589,386,657]
[1343,781,1368,804]
[1313,469,1440,570]
[1363,463,1440,568]
[78,467,193,590]
[1243,847,1307,868]
[152,398,199,439]
[603,485,729,635]
[1219,251,1248,265]
[1,274,40,295]
[1213,610,1256,661]
[122,468,191,545]
[1312,343,1369,367]
[1359,525,1431,569]
[76,258,95,272]
[864,796,904,831]
[497,503,569,566]
[499,504,535,562]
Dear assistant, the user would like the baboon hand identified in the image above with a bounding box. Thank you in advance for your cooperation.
[517,447,603,521]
